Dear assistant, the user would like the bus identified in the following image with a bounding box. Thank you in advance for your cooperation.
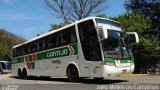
[0,61,11,74]
[11,17,139,82]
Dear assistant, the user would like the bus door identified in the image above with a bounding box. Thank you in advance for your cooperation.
[87,36,102,77]
[78,20,102,77]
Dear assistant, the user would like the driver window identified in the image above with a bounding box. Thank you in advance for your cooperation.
[78,20,101,61]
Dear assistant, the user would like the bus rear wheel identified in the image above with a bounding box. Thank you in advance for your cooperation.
[22,68,27,79]
[94,77,104,81]
[67,65,80,82]
[18,68,22,79]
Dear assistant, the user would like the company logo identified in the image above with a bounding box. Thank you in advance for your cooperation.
[47,49,68,58]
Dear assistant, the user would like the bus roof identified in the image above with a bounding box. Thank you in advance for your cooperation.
[0,61,10,63]
[13,17,121,48]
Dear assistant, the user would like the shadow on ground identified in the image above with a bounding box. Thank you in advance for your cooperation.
[10,76,128,84]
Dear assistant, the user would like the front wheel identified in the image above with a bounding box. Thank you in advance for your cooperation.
[67,65,80,82]
[22,68,27,79]
[94,77,104,81]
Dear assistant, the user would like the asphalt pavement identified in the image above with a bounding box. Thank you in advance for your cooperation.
[0,74,160,90]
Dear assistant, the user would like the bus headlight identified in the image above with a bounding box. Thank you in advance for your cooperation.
[103,62,115,66]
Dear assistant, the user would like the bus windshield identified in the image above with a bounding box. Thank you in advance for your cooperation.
[101,30,132,60]
[95,18,133,60]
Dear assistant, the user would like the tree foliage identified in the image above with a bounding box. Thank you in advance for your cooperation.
[124,0,160,73]
[0,29,26,61]
[125,0,160,38]
[44,0,107,23]
[48,24,63,31]
[112,13,151,35]
[97,14,109,18]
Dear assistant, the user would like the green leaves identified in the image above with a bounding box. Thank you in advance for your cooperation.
[0,29,26,61]
[125,0,160,39]
[135,36,160,55]
[112,13,151,34]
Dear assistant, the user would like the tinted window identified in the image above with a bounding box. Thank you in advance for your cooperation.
[12,25,77,58]
[78,20,101,61]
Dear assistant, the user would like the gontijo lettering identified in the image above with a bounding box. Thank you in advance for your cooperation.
[47,49,68,58]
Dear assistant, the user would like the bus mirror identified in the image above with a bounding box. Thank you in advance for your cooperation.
[97,27,108,39]
[126,32,139,45]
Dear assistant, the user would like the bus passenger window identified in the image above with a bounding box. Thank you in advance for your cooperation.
[60,33,66,46]
[38,42,43,51]
[78,20,101,61]
[70,30,77,43]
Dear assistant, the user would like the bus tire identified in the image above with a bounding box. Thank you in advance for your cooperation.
[18,68,22,79]
[22,68,27,79]
[67,65,80,82]
[94,77,104,81]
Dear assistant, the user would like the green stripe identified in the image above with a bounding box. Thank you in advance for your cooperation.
[104,57,132,63]
[12,57,24,64]
[72,44,78,55]
[104,57,114,63]
[37,46,70,60]
[12,44,78,64]
[29,55,32,61]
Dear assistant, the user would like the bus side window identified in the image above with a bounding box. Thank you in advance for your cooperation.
[28,45,31,54]
[60,32,66,46]
[48,38,53,49]
[15,48,18,57]
[71,30,76,43]
[56,33,61,47]
[62,26,77,45]
[43,40,47,50]
[47,33,58,49]
[16,47,20,56]
[63,29,70,45]
[78,20,101,61]
[38,41,43,51]
[22,47,25,55]
[13,48,16,58]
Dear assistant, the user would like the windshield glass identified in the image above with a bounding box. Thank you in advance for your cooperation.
[0,62,11,70]
[95,18,133,60]
[101,30,132,59]
[6,62,11,70]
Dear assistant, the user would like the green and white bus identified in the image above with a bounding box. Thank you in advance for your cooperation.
[11,17,139,82]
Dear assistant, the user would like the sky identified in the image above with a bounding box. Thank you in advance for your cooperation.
[0,0,126,40]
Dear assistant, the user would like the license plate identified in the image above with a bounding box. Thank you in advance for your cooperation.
[122,69,127,73]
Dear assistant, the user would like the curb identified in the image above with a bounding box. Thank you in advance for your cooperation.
[120,74,149,76]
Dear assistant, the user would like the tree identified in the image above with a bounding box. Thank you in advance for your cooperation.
[0,29,26,61]
[97,14,108,18]
[48,24,63,32]
[112,13,151,35]
[124,0,160,39]
[124,0,160,74]
[44,0,107,23]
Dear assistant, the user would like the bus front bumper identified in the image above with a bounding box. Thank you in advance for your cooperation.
[102,64,135,77]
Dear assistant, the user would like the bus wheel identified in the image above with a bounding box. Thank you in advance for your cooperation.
[18,68,22,79]
[94,77,104,81]
[22,68,27,79]
[67,65,80,82]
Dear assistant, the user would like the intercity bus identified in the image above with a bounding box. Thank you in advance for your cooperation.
[11,17,139,82]
[0,61,11,74]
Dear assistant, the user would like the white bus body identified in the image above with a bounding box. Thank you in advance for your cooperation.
[11,17,139,81]
[0,61,11,74]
